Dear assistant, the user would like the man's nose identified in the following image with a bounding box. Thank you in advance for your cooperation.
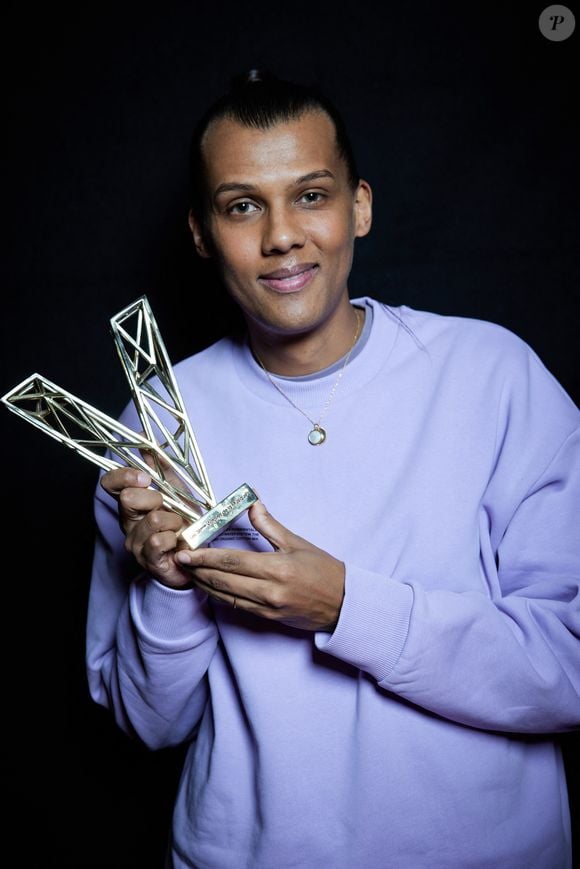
[261,206,306,255]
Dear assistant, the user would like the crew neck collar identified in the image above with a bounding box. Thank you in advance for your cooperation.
[231,297,401,410]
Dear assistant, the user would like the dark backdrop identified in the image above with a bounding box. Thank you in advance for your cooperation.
[1,2,578,866]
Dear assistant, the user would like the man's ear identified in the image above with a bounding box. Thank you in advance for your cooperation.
[188,209,212,258]
[353,180,372,239]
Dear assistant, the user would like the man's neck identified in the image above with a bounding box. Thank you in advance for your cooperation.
[248,304,363,377]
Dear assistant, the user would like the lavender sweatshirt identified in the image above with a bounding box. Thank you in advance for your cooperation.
[86,298,580,868]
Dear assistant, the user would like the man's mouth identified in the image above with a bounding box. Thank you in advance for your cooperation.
[259,263,318,293]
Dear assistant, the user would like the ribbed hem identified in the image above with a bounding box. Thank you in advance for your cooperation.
[129,578,212,646]
[315,565,413,682]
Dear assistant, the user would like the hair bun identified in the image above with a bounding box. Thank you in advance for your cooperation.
[229,68,276,92]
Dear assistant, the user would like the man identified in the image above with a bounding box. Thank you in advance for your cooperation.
[87,70,580,868]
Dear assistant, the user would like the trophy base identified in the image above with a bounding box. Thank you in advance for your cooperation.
[180,483,259,550]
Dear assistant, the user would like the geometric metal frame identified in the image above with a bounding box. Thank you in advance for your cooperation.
[1,296,257,547]
[1,372,206,524]
[110,296,216,513]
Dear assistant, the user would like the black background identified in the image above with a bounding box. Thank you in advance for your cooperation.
[1,2,578,866]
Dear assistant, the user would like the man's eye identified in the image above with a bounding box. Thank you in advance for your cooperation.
[227,201,258,215]
[300,191,325,205]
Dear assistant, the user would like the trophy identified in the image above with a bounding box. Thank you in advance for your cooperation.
[1,296,257,549]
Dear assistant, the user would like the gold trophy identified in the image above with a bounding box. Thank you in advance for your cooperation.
[1,296,257,548]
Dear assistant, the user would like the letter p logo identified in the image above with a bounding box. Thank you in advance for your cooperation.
[539,5,576,40]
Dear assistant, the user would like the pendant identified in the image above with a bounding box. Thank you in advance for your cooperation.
[308,425,326,446]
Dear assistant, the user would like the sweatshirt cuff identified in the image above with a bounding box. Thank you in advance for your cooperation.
[130,577,213,645]
[315,564,413,682]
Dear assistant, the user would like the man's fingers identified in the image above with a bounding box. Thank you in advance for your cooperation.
[139,445,191,495]
[119,484,164,518]
[176,547,283,606]
[176,546,278,580]
[100,467,152,497]
[247,501,306,552]
[191,573,276,610]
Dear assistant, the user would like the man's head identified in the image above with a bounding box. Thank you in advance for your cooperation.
[189,69,360,227]
[187,70,372,347]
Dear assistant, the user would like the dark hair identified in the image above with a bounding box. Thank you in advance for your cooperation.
[189,69,360,223]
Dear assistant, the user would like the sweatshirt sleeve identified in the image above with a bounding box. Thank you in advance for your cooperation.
[316,344,580,735]
[85,482,219,749]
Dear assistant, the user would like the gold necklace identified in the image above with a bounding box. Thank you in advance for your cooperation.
[253,307,363,446]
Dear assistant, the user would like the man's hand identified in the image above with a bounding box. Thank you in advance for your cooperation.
[175,501,345,632]
[100,467,193,589]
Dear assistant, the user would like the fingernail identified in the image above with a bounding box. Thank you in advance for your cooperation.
[175,551,191,564]
[137,471,151,486]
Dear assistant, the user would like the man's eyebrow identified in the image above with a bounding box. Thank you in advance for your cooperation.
[213,170,336,199]
[295,170,336,185]
[213,182,256,198]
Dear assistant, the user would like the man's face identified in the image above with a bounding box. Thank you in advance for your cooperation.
[189,111,372,340]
